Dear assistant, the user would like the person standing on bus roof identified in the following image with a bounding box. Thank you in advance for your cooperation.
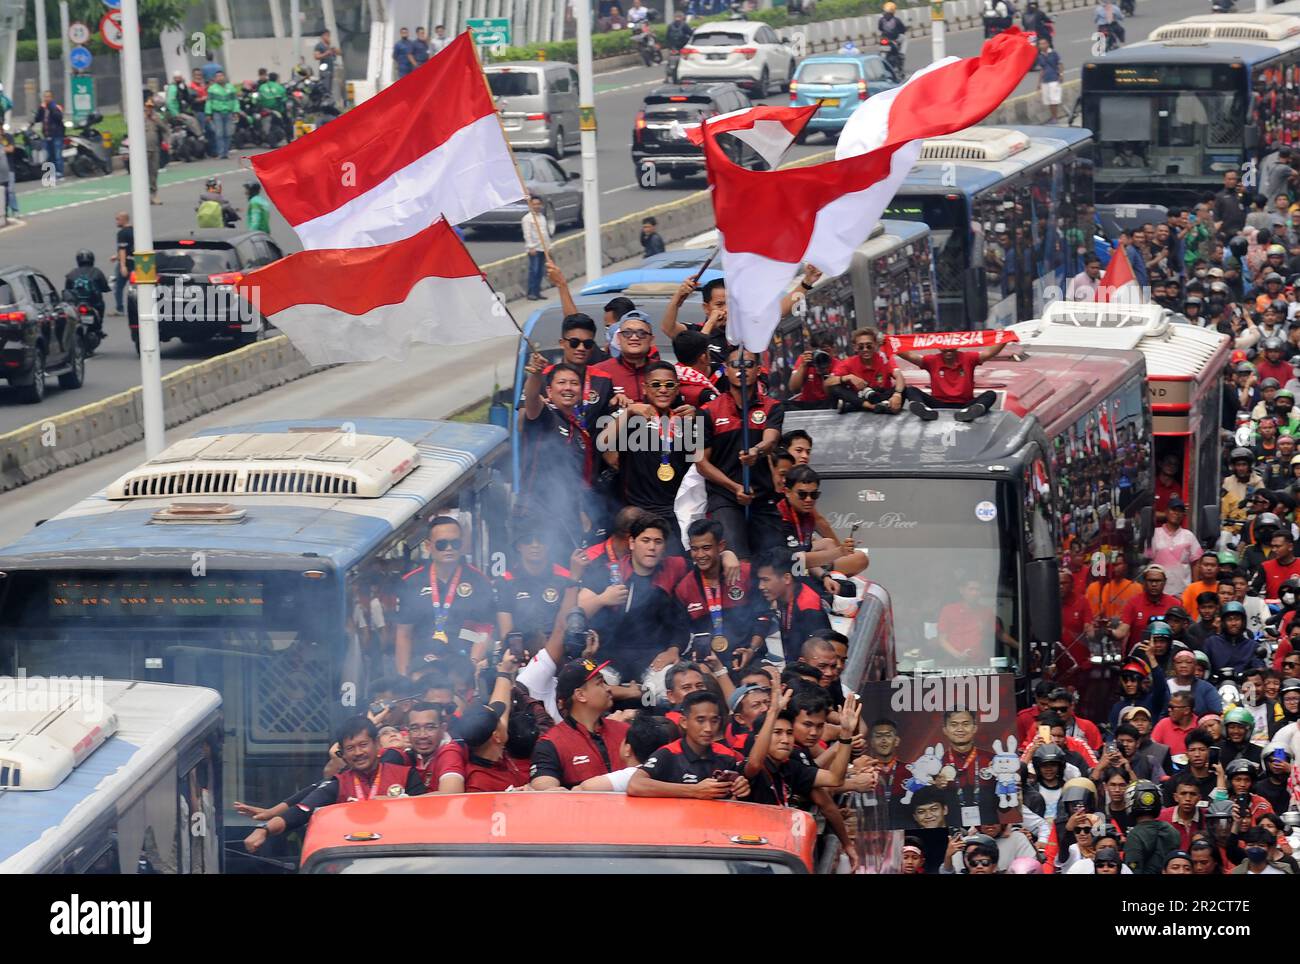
[1215,171,1247,238]
[895,341,1007,422]
[1145,498,1204,597]
[1068,255,1102,301]
[394,516,497,675]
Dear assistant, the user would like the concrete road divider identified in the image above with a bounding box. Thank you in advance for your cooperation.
[0,335,323,493]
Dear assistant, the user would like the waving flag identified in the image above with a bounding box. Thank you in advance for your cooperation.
[241,219,514,364]
[1098,239,1141,304]
[251,32,522,250]
[694,31,1037,351]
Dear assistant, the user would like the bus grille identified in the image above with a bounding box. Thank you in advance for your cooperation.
[1153,25,1270,40]
[244,471,358,495]
[250,646,332,745]
[918,144,993,161]
[123,471,238,496]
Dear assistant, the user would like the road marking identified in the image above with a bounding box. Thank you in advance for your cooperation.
[12,163,256,220]
[602,183,640,195]
[597,78,663,96]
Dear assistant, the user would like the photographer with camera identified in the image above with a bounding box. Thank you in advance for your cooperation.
[824,327,905,414]
[786,331,837,410]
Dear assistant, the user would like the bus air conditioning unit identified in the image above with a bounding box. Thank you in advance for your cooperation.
[104,432,422,501]
[1032,300,1175,336]
[0,685,118,790]
[1149,14,1300,42]
[918,127,1030,163]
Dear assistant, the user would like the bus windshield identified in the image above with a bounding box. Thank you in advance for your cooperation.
[0,569,341,808]
[310,852,798,874]
[816,477,1021,672]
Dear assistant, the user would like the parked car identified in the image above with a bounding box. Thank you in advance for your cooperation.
[790,54,901,140]
[484,62,581,159]
[462,152,583,236]
[127,230,283,352]
[633,83,767,186]
[676,19,797,97]
[0,265,86,403]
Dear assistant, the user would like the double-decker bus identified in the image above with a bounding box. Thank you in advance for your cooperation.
[784,341,1153,710]
[1081,12,1300,206]
[1011,301,1231,542]
[0,418,509,870]
[882,125,1098,331]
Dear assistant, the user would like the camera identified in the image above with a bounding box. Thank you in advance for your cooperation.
[811,349,833,373]
[562,608,591,661]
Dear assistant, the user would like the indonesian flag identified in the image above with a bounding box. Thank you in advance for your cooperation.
[1098,240,1142,304]
[251,32,522,250]
[693,31,1036,351]
[241,219,513,364]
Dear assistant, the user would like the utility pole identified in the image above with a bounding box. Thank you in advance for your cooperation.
[34,0,50,95]
[930,0,945,62]
[58,1,69,107]
[120,0,166,456]
[575,0,602,282]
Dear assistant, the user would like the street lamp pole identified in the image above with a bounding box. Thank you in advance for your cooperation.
[575,0,602,282]
[120,0,165,456]
[931,0,946,62]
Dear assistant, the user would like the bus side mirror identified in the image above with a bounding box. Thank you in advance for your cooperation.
[1199,504,1220,549]
[1026,558,1061,649]
[1244,125,1260,151]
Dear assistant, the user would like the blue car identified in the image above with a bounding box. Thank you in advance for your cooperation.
[790,54,901,140]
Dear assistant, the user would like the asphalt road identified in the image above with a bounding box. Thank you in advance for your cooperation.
[0,0,1196,434]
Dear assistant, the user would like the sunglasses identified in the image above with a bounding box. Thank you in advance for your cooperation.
[433,538,462,551]
[966,858,995,868]
[647,380,678,390]
[793,489,821,501]
[1094,860,1120,868]
[620,328,652,340]
[564,337,596,349]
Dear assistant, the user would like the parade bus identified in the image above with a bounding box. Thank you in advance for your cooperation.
[785,340,1153,713]
[0,680,223,874]
[882,125,1098,331]
[1011,301,1232,541]
[0,418,509,871]
[1080,12,1300,206]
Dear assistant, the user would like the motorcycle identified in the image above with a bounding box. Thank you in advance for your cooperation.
[67,112,114,177]
[1120,0,1135,15]
[257,103,290,147]
[168,111,207,160]
[119,136,171,172]
[664,48,681,83]
[879,36,904,76]
[1098,21,1121,52]
[1210,0,1236,10]
[72,297,104,355]
[5,125,44,181]
[633,23,663,66]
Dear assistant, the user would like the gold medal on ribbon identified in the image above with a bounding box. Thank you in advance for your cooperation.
[711,635,729,653]
[433,630,449,645]
[657,463,675,482]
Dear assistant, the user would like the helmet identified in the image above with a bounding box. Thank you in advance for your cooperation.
[1223,706,1255,728]
[1265,337,1286,352]
[1225,757,1257,777]
[1007,856,1042,874]
[1060,777,1098,812]
[1217,551,1239,566]
[1032,743,1067,775]
[1220,601,1247,620]
[1260,377,1281,390]
[1125,780,1162,815]
[1266,272,1285,284]
[1269,243,1288,256]
[1206,799,1236,821]
[1146,620,1173,639]
[1281,677,1300,695]
[962,832,998,850]
[74,249,94,267]
[1229,236,1249,259]
[1229,447,1255,464]
[243,180,261,197]
[205,177,220,190]
[882,1,897,11]
[1280,390,1298,401]
[1194,650,1211,666]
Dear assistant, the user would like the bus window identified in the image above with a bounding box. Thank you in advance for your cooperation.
[116,766,181,874]
[1022,453,1056,561]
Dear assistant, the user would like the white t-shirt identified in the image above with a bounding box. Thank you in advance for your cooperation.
[605,766,639,793]
[517,648,561,723]
[369,597,386,630]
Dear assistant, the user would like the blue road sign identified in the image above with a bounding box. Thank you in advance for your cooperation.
[69,45,93,71]
[101,0,120,8]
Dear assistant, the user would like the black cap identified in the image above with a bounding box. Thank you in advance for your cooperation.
[450,703,505,748]
[555,658,612,703]
[1164,605,1191,622]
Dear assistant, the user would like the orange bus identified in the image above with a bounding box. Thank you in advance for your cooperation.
[299,793,816,874]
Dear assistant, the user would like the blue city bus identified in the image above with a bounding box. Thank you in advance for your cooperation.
[1081,12,1300,206]
[0,418,508,870]
[882,125,1098,331]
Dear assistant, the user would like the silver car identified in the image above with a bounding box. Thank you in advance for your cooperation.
[485,62,581,159]
[462,153,583,235]
[676,20,797,97]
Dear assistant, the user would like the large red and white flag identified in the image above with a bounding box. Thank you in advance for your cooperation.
[251,32,521,250]
[1098,240,1142,304]
[241,219,514,364]
[694,31,1037,351]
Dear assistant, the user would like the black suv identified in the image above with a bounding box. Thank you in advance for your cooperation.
[632,83,765,187]
[128,229,284,352]
[0,265,87,403]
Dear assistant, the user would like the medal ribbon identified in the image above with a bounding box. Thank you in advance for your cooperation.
[428,565,462,637]
[946,746,979,809]
[656,412,675,470]
[351,765,385,802]
[698,570,724,636]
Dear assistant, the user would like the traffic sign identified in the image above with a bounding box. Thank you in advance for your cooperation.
[101,0,120,8]
[99,10,123,50]
[69,45,93,71]
[68,20,90,44]
[466,17,511,48]
[71,76,96,123]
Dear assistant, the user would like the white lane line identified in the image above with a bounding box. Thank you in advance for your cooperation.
[602,183,641,195]
[13,165,255,221]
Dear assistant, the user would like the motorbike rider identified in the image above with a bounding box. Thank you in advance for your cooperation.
[982,0,1014,39]
[666,10,692,51]
[244,180,271,234]
[1022,0,1053,45]
[164,71,205,144]
[1094,0,1125,47]
[257,71,290,142]
[196,177,239,229]
[64,249,110,336]
[878,2,906,68]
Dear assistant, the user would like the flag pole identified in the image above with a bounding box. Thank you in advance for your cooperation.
[441,211,544,356]
[740,355,751,521]
[468,38,556,263]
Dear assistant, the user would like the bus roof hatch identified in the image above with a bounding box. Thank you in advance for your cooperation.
[0,684,118,791]
[917,127,1030,162]
[105,432,422,500]
[1149,14,1300,42]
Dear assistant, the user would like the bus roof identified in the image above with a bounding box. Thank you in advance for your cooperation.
[0,680,221,873]
[299,793,816,870]
[898,126,1094,196]
[1086,38,1298,67]
[0,419,507,571]
[786,344,1145,474]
